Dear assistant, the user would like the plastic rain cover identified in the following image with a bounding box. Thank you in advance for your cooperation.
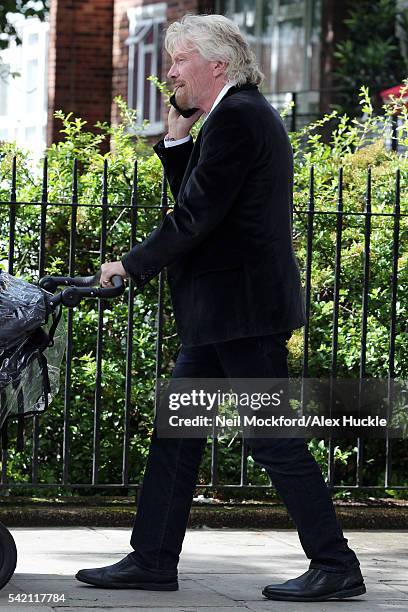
[0,272,66,430]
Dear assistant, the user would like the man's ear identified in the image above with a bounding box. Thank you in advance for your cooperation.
[212,60,228,78]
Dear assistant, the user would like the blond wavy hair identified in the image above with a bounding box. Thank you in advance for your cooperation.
[165,14,264,86]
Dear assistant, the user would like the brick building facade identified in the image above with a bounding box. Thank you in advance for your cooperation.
[47,0,114,145]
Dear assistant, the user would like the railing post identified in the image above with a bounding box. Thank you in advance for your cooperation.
[7,156,17,275]
[385,169,401,487]
[391,115,398,152]
[122,160,138,487]
[62,159,78,486]
[291,91,297,132]
[302,165,314,379]
[92,160,109,486]
[154,170,168,414]
[356,168,372,488]
[328,167,344,487]
[39,156,48,278]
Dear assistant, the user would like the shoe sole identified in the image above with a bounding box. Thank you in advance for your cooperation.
[75,574,178,591]
[262,583,366,602]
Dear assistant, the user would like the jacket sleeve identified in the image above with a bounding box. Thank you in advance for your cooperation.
[153,137,194,200]
[122,107,253,288]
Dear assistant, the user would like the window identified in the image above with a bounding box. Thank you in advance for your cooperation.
[0,63,10,116]
[28,33,39,46]
[217,0,321,115]
[126,3,166,135]
[397,0,408,61]
[26,58,38,112]
[25,126,36,142]
[0,17,48,156]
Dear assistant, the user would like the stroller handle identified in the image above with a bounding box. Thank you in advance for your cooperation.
[39,271,102,292]
[40,271,126,308]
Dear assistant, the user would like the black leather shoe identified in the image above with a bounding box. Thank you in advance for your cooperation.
[262,567,366,601]
[75,554,178,590]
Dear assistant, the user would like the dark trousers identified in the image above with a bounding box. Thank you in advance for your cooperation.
[130,333,359,573]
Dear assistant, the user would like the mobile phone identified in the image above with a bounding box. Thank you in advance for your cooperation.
[169,94,199,118]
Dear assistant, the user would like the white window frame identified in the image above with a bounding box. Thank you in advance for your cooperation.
[0,62,10,117]
[126,2,166,135]
[0,16,48,156]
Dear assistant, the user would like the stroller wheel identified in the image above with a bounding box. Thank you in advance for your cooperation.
[0,522,17,590]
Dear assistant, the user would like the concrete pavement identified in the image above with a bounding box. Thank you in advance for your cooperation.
[0,527,407,611]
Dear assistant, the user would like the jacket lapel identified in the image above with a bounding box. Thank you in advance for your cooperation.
[177,84,258,199]
[177,128,202,196]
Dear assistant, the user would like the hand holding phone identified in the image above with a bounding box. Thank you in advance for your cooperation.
[169,94,199,118]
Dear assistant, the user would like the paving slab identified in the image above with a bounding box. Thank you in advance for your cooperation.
[0,528,406,611]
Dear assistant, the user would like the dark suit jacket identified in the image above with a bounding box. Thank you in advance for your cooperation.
[122,85,306,346]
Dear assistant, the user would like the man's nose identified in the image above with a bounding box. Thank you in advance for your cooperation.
[167,62,178,80]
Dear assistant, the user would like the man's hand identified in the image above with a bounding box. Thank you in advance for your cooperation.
[100,261,128,287]
[168,105,202,140]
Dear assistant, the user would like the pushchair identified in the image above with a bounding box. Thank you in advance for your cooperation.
[0,270,125,589]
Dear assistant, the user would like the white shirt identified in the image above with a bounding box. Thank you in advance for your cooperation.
[164,82,236,148]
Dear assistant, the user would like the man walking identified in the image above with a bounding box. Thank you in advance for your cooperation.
[76,14,365,602]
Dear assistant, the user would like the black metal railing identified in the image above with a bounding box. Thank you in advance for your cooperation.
[0,156,406,493]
